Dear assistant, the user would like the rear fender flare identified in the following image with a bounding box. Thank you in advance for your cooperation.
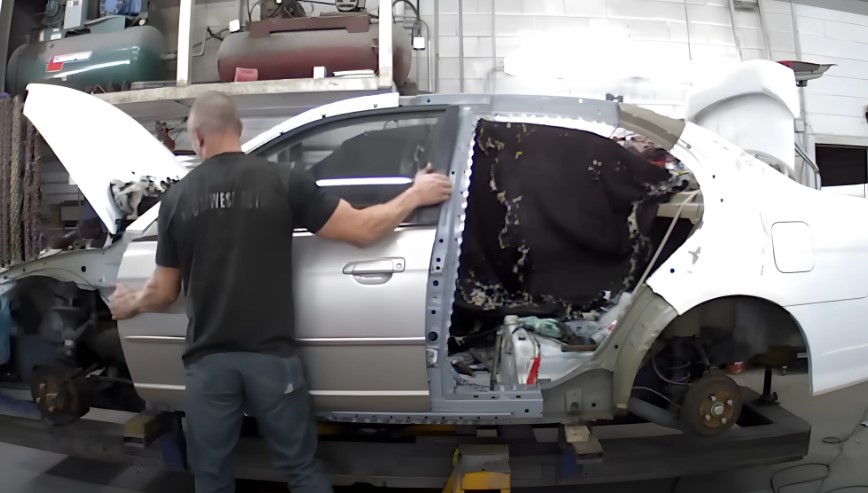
[606,287,679,413]
[608,290,812,412]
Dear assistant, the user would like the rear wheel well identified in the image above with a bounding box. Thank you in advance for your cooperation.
[660,296,807,367]
[625,296,806,435]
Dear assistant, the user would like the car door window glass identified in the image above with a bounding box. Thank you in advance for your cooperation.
[263,112,444,223]
[144,111,448,237]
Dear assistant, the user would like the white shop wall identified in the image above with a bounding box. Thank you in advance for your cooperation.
[141,0,868,144]
[792,1,868,141]
[426,0,799,117]
[144,0,838,121]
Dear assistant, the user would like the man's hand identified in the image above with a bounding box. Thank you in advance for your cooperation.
[410,164,453,207]
[315,163,454,247]
[108,268,180,320]
[109,284,140,321]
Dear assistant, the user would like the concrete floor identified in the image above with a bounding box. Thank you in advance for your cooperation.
[2,370,867,493]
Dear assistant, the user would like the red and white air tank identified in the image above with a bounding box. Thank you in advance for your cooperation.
[216,13,413,85]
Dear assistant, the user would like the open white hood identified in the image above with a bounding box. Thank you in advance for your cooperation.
[24,84,189,235]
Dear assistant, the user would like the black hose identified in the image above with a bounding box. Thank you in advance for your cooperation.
[392,0,420,20]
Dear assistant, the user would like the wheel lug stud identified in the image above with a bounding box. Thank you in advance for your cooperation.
[704,414,711,421]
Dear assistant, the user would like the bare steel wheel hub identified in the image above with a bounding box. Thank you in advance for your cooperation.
[681,375,743,437]
[29,362,93,426]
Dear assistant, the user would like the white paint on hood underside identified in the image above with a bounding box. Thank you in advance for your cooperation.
[24,84,189,235]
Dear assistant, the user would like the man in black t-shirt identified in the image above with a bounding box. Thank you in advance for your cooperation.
[109,91,452,493]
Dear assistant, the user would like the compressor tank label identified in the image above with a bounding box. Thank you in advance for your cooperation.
[46,51,93,73]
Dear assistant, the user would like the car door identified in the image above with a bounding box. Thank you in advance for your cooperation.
[257,105,457,413]
[119,105,457,413]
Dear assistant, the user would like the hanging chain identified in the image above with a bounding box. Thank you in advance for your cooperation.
[0,101,45,265]
[23,116,34,260]
[9,96,23,264]
[28,124,43,260]
[0,98,10,268]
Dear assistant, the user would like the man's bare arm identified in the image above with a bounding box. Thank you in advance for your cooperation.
[135,267,182,312]
[110,267,182,320]
[317,193,423,248]
[317,167,452,247]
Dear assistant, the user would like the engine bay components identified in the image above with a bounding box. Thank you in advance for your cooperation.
[216,13,412,85]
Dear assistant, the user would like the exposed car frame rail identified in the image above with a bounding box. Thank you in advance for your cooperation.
[0,387,809,488]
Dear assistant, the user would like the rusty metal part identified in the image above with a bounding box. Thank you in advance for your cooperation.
[155,122,176,151]
[30,363,93,426]
[680,374,743,436]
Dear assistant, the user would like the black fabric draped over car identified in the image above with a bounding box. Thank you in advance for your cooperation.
[454,120,679,324]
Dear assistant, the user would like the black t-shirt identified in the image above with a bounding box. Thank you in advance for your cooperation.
[156,152,340,365]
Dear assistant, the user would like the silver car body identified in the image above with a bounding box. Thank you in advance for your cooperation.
[12,64,868,424]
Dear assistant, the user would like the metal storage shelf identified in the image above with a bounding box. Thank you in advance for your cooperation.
[93,0,396,120]
[96,76,394,121]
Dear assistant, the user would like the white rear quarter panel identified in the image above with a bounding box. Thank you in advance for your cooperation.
[649,123,868,395]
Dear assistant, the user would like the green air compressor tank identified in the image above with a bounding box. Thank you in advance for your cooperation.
[6,25,165,96]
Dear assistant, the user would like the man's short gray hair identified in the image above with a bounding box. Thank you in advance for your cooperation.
[188,91,242,137]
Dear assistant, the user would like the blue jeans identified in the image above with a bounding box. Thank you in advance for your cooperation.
[185,352,332,493]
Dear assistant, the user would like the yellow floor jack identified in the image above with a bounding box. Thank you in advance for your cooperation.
[442,444,511,493]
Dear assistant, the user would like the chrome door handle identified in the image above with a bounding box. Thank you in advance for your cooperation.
[342,257,406,275]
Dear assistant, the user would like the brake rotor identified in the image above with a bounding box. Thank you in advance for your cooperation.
[680,374,743,437]
[30,362,92,426]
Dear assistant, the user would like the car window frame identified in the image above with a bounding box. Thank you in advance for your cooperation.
[255,104,458,228]
[137,104,459,240]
